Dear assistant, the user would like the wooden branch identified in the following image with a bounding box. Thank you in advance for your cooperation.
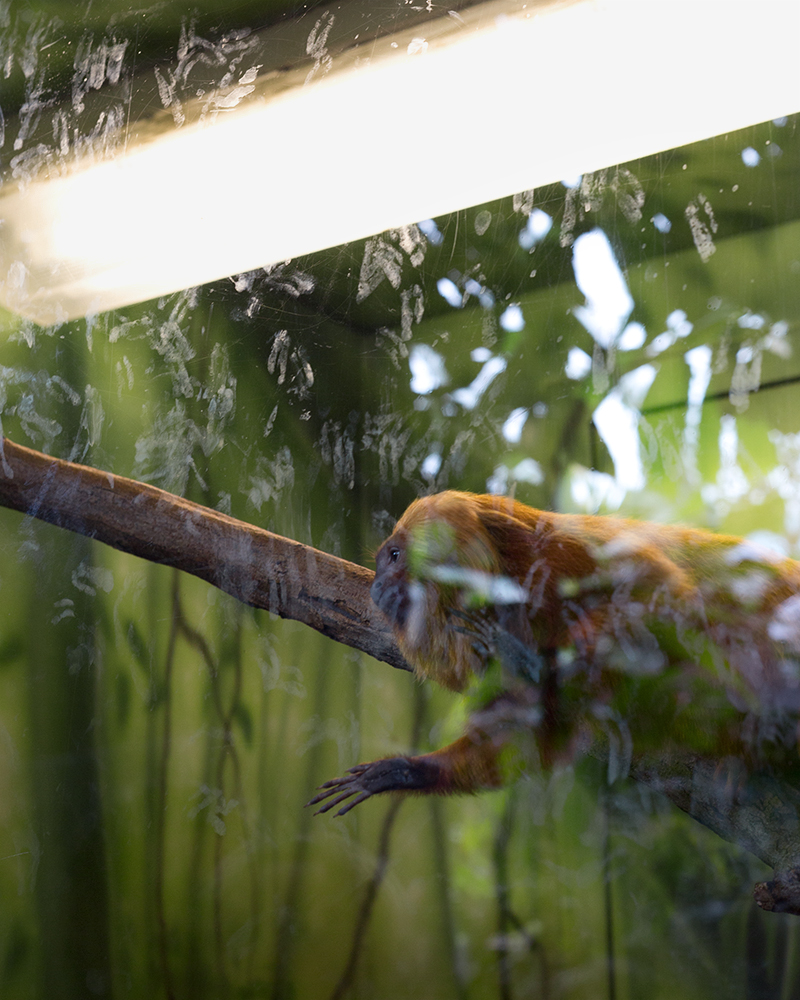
[0,436,411,673]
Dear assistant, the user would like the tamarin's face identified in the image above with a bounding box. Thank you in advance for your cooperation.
[369,497,503,691]
[371,528,411,629]
[370,507,470,632]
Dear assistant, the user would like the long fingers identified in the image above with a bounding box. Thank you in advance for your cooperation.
[334,790,372,816]
[309,764,368,798]
[307,771,371,814]
[311,777,350,793]
[306,763,374,815]
[307,781,351,806]
[311,788,360,815]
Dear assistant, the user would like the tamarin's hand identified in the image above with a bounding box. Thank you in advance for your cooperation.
[308,758,440,816]
[311,491,800,814]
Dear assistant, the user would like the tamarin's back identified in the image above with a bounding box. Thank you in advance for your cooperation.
[386,492,800,700]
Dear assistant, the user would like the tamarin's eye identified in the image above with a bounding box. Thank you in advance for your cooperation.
[389,547,400,563]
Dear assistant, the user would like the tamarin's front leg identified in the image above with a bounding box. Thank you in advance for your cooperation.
[309,692,536,816]
[308,734,504,816]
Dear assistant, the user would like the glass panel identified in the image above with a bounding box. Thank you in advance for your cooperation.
[0,4,798,999]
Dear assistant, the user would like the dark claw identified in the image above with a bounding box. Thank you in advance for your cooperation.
[306,763,375,815]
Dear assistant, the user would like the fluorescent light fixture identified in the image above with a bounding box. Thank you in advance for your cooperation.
[1,0,798,324]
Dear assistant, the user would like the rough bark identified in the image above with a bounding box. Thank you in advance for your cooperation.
[0,436,409,672]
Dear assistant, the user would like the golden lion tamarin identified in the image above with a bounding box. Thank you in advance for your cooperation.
[310,491,800,816]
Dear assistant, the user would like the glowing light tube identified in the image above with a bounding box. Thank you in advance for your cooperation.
[0,0,798,323]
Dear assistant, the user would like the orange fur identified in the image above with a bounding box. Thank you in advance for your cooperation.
[310,492,800,816]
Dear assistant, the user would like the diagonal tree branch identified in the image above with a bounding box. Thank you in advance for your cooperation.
[0,436,410,673]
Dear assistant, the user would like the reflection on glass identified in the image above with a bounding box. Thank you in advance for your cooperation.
[0,4,799,999]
